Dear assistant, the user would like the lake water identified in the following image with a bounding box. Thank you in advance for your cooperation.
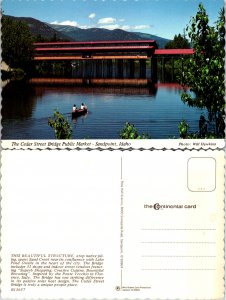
[2,79,206,139]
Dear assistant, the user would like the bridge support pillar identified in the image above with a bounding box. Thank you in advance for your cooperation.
[161,57,165,81]
[103,60,109,78]
[72,60,82,78]
[81,60,85,77]
[107,60,113,78]
[76,60,81,78]
[89,60,94,78]
[83,61,86,78]
[116,59,123,78]
[129,60,135,78]
[139,59,146,78]
[101,60,105,78]
[102,60,105,78]
[96,60,101,78]
[151,56,158,83]
[123,60,129,78]
[93,60,97,78]
[85,60,92,78]
[171,57,175,81]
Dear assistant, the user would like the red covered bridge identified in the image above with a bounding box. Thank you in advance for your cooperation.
[33,40,193,79]
[34,40,193,60]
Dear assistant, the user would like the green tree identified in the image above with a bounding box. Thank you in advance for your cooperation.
[181,4,225,137]
[2,16,34,74]
[50,32,67,42]
[34,34,49,43]
[165,33,190,49]
[48,111,73,139]
[178,120,189,138]
[120,122,149,139]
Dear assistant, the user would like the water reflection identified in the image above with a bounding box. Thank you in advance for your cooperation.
[29,78,158,96]
[2,78,205,139]
[2,82,37,119]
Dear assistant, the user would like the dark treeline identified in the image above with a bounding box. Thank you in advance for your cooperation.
[165,33,190,49]
[1,15,70,79]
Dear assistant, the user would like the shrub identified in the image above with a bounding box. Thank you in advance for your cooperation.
[120,122,150,139]
[48,110,73,139]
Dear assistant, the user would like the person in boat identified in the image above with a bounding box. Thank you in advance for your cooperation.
[72,104,77,112]
[81,103,87,110]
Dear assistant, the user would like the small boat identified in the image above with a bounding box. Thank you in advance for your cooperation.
[72,108,88,118]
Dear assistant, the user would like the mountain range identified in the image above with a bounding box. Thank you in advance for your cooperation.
[49,23,170,48]
[5,15,171,48]
[5,15,72,41]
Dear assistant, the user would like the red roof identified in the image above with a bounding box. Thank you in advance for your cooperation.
[35,45,155,52]
[154,49,194,55]
[34,40,156,46]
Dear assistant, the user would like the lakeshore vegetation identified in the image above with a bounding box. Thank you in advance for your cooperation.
[180,4,225,138]
[2,16,34,78]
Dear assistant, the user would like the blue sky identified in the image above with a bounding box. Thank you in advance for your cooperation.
[2,0,224,39]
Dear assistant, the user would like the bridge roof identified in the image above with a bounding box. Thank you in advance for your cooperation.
[154,49,194,55]
[33,41,194,59]
[35,45,155,52]
[34,40,156,46]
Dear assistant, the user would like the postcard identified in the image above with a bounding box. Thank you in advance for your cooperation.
[1,0,225,299]
[1,150,225,299]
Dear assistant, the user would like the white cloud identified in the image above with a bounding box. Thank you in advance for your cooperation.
[50,18,151,32]
[95,16,151,31]
[51,20,79,27]
[79,25,91,29]
[97,17,116,24]
[120,25,130,30]
[132,25,150,30]
[99,24,120,30]
[89,13,96,19]
[98,23,151,31]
